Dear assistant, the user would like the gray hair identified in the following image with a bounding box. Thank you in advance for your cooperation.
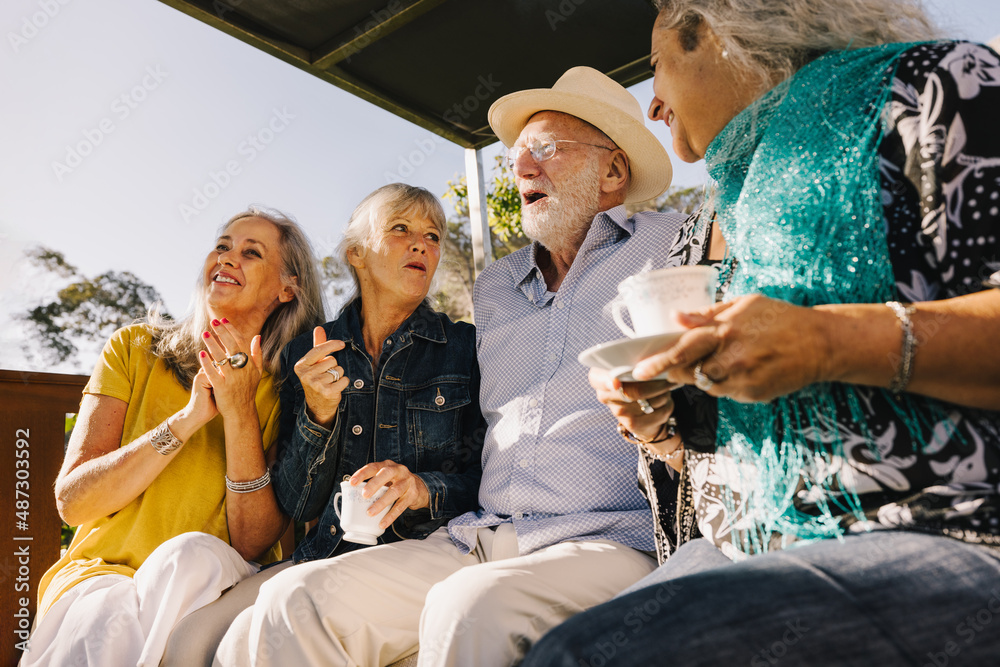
[152,206,326,388]
[337,183,447,305]
[654,0,940,88]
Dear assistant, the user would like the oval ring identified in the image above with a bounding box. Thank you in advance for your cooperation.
[228,352,249,369]
[636,398,655,415]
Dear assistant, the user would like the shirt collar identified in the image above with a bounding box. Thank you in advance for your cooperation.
[510,205,633,304]
[344,298,446,345]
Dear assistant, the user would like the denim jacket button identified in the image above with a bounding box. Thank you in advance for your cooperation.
[352,425,363,435]
[353,379,365,389]
[329,525,337,535]
[435,395,446,406]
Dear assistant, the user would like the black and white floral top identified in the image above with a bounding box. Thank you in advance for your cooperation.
[641,41,1000,564]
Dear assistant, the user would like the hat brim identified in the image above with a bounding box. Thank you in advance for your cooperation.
[489,89,672,203]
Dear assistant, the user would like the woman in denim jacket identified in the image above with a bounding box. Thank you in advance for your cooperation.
[273,184,485,561]
[162,184,484,666]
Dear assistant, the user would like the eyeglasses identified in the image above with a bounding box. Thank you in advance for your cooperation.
[505,136,614,170]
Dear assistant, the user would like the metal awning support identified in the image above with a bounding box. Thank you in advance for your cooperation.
[465,147,494,275]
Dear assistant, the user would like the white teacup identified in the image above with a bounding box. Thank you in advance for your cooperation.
[611,266,717,338]
[333,480,391,545]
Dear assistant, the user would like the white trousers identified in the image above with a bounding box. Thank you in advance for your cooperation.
[19,532,258,667]
[222,526,656,667]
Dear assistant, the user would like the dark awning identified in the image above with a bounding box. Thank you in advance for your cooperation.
[157,0,659,148]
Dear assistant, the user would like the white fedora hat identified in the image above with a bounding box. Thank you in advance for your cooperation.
[488,66,672,203]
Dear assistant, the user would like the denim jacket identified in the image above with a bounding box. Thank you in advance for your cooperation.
[272,300,485,563]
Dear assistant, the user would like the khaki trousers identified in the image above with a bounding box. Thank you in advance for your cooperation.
[223,526,656,667]
[161,560,293,666]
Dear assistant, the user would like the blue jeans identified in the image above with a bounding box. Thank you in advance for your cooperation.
[522,531,1000,667]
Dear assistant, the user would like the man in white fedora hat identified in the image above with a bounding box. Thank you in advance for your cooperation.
[232,67,688,667]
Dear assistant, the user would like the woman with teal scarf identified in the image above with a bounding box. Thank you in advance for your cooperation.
[524,0,1000,664]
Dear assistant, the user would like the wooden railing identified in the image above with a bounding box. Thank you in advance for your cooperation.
[0,369,87,666]
[0,369,296,666]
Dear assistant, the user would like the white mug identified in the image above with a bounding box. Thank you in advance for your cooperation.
[611,266,717,338]
[333,480,391,545]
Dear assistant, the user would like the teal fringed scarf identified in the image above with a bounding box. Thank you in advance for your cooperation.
[704,42,948,554]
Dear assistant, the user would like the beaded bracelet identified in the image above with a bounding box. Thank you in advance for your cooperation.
[149,421,184,455]
[885,301,918,394]
[225,470,271,494]
[617,417,682,462]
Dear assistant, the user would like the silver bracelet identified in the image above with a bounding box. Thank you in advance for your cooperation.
[149,421,184,455]
[225,470,271,494]
[885,301,918,394]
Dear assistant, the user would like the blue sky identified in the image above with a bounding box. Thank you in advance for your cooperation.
[1,0,998,373]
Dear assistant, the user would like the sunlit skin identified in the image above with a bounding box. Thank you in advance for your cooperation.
[595,14,1000,468]
[202,216,295,342]
[297,212,444,529]
[647,21,763,163]
[509,111,629,289]
[54,214,297,563]
[348,214,442,313]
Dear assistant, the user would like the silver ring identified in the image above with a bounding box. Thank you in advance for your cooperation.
[212,358,229,369]
[228,352,249,369]
[636,398,654,415]
[326,368,341,382]
[693,361,714,391]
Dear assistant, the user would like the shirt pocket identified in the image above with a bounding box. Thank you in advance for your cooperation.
[406,382,471,451]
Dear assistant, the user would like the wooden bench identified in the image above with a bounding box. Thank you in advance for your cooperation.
[1,370,86,665]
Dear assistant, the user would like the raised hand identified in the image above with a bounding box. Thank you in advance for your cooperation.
[294,326,349,428]
[181,366,219,430]
[199,318,263,419]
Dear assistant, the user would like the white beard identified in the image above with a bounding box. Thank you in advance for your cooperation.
[520,161,602,256]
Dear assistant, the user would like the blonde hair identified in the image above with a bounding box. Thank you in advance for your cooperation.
[152,206,326,388]
[654,0,940,88]
[337,183,447,305]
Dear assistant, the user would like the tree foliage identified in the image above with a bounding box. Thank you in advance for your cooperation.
[627,185,705,217]
[18,246,169,368]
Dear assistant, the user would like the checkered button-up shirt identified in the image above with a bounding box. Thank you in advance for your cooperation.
[448,205,687,555]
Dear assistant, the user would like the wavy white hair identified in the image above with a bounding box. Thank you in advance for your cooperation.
[654,0,940,88]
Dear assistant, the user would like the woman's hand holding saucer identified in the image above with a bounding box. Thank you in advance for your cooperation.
[294,326,349,428]
[631,295,828,403]
[589,368,675,443]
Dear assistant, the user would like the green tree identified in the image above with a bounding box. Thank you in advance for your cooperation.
[442,156,529,259]
[627,185,705,217]
[434,156,529,321]
[18,246,169,369]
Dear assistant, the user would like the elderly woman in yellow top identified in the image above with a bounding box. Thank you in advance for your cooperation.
[22,208,324,667]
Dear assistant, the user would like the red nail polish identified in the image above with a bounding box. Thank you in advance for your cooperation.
[200,351,206,357]
[221,318,229,324]
[211,319,220,326]
[203,332,210,338]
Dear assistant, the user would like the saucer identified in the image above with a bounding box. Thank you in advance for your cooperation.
[578,331,684,382]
